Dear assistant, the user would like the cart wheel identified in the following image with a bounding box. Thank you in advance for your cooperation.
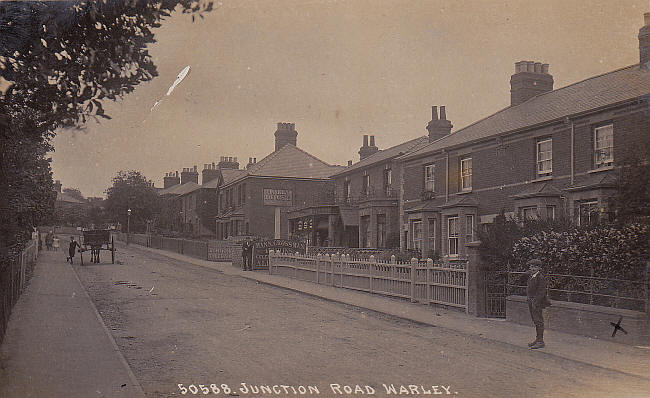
[111,236,115,264]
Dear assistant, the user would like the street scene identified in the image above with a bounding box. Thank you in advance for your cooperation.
[1,1,649,398]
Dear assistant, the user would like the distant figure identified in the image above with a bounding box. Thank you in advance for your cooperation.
[45,231,54,251]
[67,236,80,264]
[52,235,59,251]
[526,258,552,349]
[242,239,253,271]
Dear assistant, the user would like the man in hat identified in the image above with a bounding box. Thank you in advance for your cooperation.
[526,258,552,349]
[67,236,80,264]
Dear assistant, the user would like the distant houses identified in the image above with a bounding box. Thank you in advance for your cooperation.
[154,14,649,255]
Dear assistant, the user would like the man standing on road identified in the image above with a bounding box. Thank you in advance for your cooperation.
[67,236,80,264]
[242,238,252,271]
[526,258,551,349]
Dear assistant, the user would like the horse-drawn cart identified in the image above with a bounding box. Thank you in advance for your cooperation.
[80,229,115,265]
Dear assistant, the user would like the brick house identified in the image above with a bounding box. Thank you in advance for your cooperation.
[398,22,650,259]
[215,123,343,241]
[288,134,429,248]
[158,168,200,234]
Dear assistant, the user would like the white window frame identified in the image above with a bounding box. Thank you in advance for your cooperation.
[522,206,539,220]
[424,164,435,192]
[460,157,472,191]
[412,220,423,251]
[546,205,556,221]
[578,200,599,227]
[344,179,351,201]
[448,216,459,256]
[362,174,370,195]
[536,138,553,177]
[384,168,392,196]
[427,218,436,255]
[465,214,475,243]
[594,124,613,169]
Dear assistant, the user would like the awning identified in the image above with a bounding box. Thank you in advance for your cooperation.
[339,208,359,227]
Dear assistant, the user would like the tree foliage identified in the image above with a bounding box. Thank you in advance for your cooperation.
[0,0,213,250]
[105,170,160,233]
[62,187,85,201]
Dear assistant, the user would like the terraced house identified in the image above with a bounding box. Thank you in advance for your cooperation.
[399,16,650,258]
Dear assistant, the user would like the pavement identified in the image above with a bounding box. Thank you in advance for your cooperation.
[0,249,145,398]
[0,244,648,398]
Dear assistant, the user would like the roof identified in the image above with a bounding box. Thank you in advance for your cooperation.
[158,182,200,196]
[511,182,563,199]
[56,191,85,204]
[229,144,343,183]
[334,136,430,176]
[403,64,650,160]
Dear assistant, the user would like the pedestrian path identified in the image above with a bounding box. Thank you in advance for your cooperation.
[0,250,145,398]
[125,242,650,380]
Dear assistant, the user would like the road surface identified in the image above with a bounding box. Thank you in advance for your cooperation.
[73,245,650,398]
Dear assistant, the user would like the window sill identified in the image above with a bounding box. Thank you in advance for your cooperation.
[588,165,614,174]
[531,175,553,183]
[456,190,472,195]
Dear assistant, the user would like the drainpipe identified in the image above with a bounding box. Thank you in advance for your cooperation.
[566,117,575,185]
[444,150,449,202]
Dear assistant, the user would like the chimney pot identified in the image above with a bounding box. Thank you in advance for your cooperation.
[645,12,650,26]
[542,64,549,74]
[254,158,256,163]
[534,62,542,73]
[363,135,369,147]
[432,105,438,120]
[369,135,375,147]
[348,160,353,166]
[440,106,447,121]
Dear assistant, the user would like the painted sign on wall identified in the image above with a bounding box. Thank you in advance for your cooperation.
[263,189,293,206]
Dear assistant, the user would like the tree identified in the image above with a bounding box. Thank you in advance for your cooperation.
[0,1,213,249]
[62,187,85,202]
[613,144,650,223]
[105,170,160,233]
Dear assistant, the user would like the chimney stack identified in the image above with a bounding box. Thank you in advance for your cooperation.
[426,105,453,142]
[180,166,199,185]
[358,134,379,160]
[202,163,220,185]
[246,157,258,170]
[639,13,650,69]
[510,60,554,106]
[218,156,240,170]
[274,122,298,151]
[163,171,180,189]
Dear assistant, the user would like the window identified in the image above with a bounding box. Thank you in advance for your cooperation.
[522,206,538,220]
[424,164,435,192]
[427,218,436,254]
[546,205,556,221]
[448,216,459,256]
[241,183,246,204]
[578,200,599,227]
[412,220,423,252]
[361,215,371,248]
[594,124,613,168]
[344,180,351,202]
[383,168,392,196]
[465,214,475,243]
[536,138,552,177]
[362,173,370,195]
[377,214,386,248]
[460,157,472,191]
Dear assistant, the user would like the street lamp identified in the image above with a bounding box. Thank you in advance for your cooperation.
[127,208,132,245]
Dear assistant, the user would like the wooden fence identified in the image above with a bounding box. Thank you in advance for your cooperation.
[117,233,241,263]
[268,250,469,312]
[1,239,38,343]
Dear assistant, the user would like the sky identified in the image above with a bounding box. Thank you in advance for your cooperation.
[50,0,649,197]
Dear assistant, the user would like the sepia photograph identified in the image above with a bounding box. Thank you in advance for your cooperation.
[1,1,649,397]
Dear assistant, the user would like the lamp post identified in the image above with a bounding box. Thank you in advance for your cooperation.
[127,208,132,245]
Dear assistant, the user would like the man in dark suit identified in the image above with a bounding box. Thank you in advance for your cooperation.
[526,258,552,349]
[242,239,252,271]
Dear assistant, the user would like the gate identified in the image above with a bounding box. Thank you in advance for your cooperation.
[253,239,306,270]
[484,270,507,318]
